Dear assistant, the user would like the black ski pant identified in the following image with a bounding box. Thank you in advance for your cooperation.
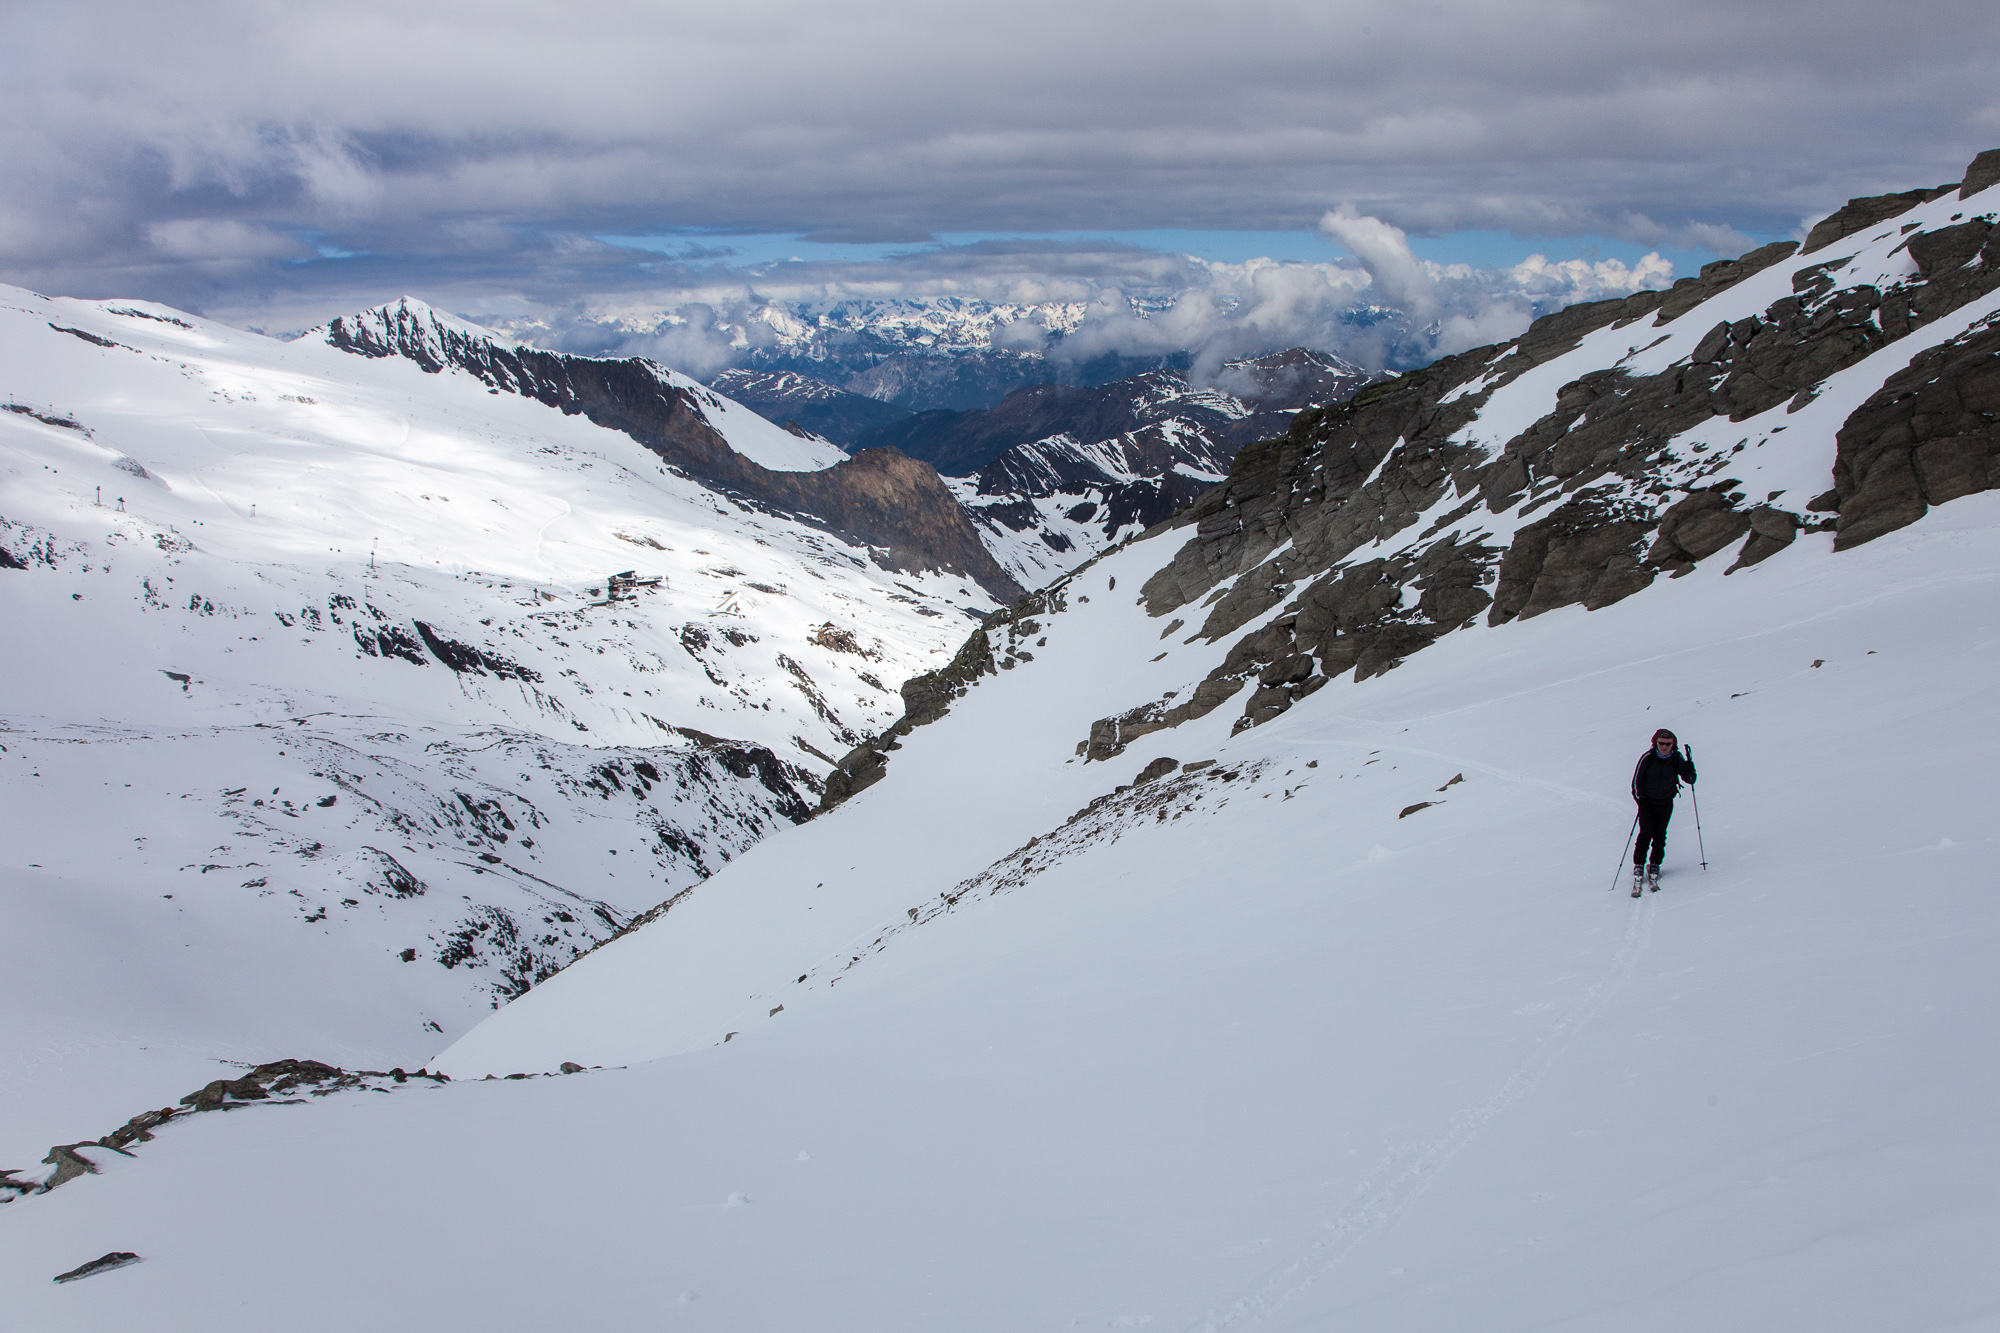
[1634,798,1674,867]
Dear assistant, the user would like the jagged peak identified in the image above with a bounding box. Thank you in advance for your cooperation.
[314,296,511,354]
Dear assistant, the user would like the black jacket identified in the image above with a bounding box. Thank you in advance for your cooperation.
[1632,748,1696,803]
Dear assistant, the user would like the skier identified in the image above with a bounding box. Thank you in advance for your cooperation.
[1630,728,1696,896]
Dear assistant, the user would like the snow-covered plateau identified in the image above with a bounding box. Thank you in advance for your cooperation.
[4,155,1999,1331]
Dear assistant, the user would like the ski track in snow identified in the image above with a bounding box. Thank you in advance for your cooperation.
[1188,895,1659,1331]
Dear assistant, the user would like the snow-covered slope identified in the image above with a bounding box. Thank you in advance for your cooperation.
[951,419,1232,584]
[328,298,850,472]
[9,489,1994,1332]
[0,286,995,1160]
[319,297,1022,599]
[5,157,1998,1330]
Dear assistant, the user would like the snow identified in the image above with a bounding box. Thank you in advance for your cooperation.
[668,370,849,472]
[0,284,991,1166]
[315,296,850,472]
[5,184,1998,1329]
[7,473,1994,1328]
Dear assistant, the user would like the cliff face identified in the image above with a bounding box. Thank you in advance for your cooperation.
[825,150,2000,798]
[1097,151,2000,754]
[324,305,1022,601]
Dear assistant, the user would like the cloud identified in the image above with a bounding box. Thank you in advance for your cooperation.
[329,220,1665,382]
[797,226,940,245]
[1,0,1995,321]
[1319,206,1438,323]
[146,219,311,262]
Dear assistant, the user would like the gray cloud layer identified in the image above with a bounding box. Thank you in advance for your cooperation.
[5,0,1995,357]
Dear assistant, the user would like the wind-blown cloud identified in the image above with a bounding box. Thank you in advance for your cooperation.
[1319,206,1439,323]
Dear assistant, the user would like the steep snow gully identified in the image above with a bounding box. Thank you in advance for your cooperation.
[4,156,2000,1331]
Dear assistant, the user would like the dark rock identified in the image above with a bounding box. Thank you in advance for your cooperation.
[1959,148,2000,200]
[1134,757,1179,784]
[412,621,542,681]
[98,1109,174,1151]
[559,1061,585,1074]
[53,1252,141,1284]
[1651,242,1801,323]
[1399,802,1435,819]
[820,745,890,808]
[1645,490,1753,571]
[353,622,428,666]
[1802,186,1956,255]
[1491,495,1656,623]
[48,323,124,350]
[1726,506,1802,572]
[1833,319,2000,547]
[39,1145,101,1190]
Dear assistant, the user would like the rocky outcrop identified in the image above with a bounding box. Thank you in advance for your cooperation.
[1833,319,2000,548]
[819,579,1075,811]
[1072,151,2000,752]
[325,305,1021,600]
[1802,185,1957,255]
[4,1060,441,1200]
[814,152,2000,781]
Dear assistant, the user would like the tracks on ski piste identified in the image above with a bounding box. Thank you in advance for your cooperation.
[1185,892,1659,1332]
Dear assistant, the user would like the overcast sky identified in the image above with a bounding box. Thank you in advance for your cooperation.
[6,0,1997,367]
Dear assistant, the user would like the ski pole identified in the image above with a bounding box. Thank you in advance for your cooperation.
[1610,810,1639,891]
[1687,743,1708,871]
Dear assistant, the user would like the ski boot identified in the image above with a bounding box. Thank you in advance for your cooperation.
[1646,864,1661,893]
[1631,864,1644,898]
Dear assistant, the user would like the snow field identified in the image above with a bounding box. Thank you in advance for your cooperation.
[6,483,1993,1329]
[1,285,994,1167]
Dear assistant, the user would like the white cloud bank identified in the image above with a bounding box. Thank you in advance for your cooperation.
[437,218,1676,383]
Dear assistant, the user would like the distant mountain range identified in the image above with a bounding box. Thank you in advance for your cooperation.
[708,369,911,445]
[718,348,1377,584]
[702,295,1195,413]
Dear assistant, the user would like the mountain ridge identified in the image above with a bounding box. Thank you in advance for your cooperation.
[324,300,1023,601]
[822,150,2000,802]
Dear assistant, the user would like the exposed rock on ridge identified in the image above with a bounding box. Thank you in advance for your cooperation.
[323,304,1022,601]
[1093,154,2000,753]
[812,152,2000,797]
